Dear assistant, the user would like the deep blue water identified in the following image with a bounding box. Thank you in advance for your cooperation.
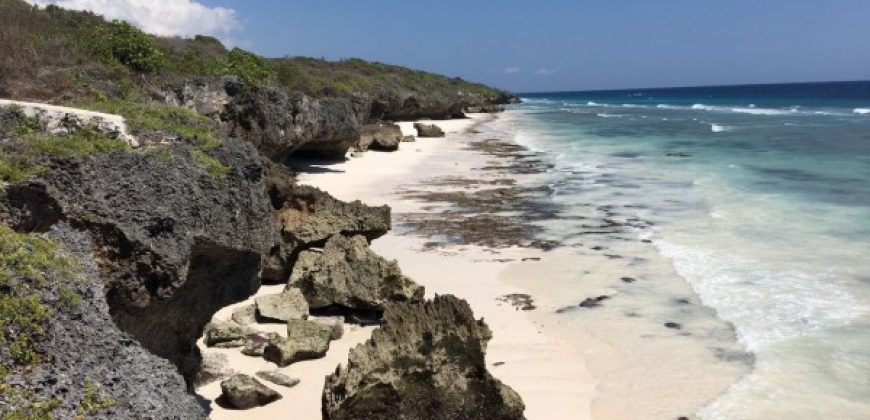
[512,81,870,419]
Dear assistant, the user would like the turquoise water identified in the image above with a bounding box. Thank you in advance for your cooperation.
[514,82,870,419]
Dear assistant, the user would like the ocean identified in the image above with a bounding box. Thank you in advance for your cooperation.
[509,81,870,419]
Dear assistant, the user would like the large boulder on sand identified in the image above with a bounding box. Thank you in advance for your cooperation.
[220,374,282,409]
[413,122,445,137]
[356,123,403,152]
[255,288,309,322]
[289,234,424,311]
[263,319,334,366]
[322,295,526,420]
[203,321,255,347]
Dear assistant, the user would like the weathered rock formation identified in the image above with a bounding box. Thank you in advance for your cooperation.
[263,319,335,366]
[195,353,236,387]
[356,123,403,152]
[203,321,255,348]
[414,122,445,138]
[262,181,390,283]
[256,371,300,388]
[323,295,526,420]
[2,138,275,380]
[289,234,424,312]
[255,288,309,322]
[0,225,207,418]
[220,374,282,409]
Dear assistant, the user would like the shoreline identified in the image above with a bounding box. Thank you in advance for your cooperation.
[297,114,598,419]
[197,111,750,419]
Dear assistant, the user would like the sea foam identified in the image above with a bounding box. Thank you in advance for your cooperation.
[854,108,870,115]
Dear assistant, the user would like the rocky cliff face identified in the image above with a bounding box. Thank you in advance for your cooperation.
[0,225,206,418]
[3,138,275,380]
[323,295,526,420]
[157,77,516,161]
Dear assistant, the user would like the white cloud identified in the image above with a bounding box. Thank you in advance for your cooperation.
[25,0,241,39]
[534,67,560,76]
[503,66,521,74]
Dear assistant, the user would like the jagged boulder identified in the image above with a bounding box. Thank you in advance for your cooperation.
[220,374,282,409]
[413,122,445,137]
[255,288,309,322]
[1,138,275,380]
[323,295,525,420]
[289,234,424,311]
[356,123,403,152]
[263,319,334,366]
[262,181,390,282]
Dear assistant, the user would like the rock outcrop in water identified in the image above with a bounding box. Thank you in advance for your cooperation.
[323,295,526,420]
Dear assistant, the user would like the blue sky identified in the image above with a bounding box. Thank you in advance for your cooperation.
[33,0,870,92]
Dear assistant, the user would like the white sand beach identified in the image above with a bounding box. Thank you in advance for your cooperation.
[198,113,747,420]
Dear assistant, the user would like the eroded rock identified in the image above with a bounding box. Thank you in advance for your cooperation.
[261,182,390,283]
[256,371,301,388]
[356,123,402,152]
[414,122,445,137]
[241,332,280,357]
[195,353,235,387]
[323,295,525,420]
[220,374,282,410]
[231,304,257,325]
[255,288,309,322]
[263,319,333,366]
[310,316,345,340]
[204,321,255,347]
[290,234,424,311]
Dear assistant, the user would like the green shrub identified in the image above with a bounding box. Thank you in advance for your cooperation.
[97,20,165,73]
[225,47,275,86]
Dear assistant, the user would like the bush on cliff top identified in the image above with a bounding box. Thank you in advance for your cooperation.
[1,0,506,104]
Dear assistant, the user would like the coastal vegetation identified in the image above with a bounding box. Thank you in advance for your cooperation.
[0,0,505,104]
[0,226,80,420]
[0,107,130,182]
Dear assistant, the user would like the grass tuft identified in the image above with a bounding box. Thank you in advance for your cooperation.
[191,149,230,179]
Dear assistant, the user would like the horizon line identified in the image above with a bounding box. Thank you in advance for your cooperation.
[516,78,870,96]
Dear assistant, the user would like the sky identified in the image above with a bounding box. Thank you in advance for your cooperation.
[26,0,870,92]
